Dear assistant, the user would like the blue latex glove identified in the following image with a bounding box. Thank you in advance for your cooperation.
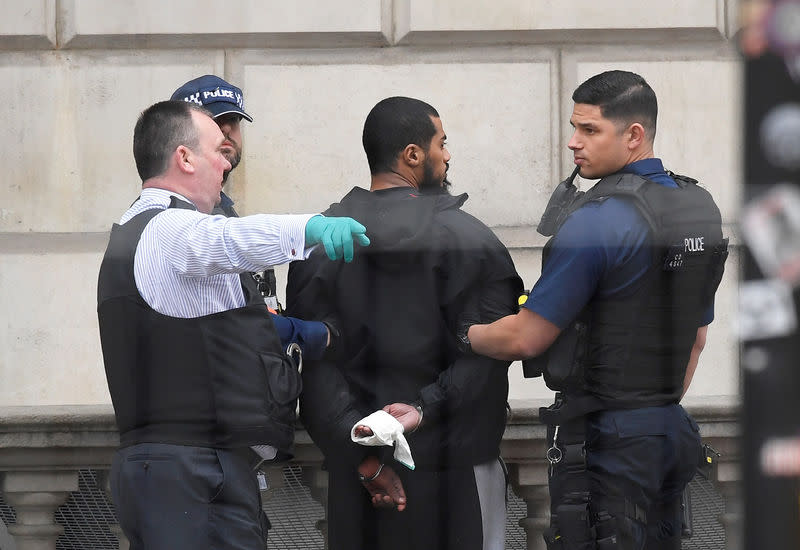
[305,215,370,262]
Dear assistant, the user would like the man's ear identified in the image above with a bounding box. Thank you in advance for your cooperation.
[402,143,424,168]
[176,145,195,174]
[626,123,646,150]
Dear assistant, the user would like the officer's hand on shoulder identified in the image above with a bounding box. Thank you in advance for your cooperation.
[305,215,371,263]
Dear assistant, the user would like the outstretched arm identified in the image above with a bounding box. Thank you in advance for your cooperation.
[467,308,561,361]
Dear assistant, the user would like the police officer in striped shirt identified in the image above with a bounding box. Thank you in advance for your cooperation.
[97,100,369,550]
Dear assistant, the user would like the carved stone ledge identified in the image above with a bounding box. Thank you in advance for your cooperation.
[0,399,741,550]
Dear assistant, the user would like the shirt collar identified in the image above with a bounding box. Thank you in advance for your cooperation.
[139,187,195,207]
[618,158,678,188]
[619,158,665,178]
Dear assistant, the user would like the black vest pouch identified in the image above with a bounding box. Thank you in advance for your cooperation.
[523,314,590,393]
[259,351,303,427]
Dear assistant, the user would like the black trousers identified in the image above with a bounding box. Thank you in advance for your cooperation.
[111,443,269,550]
[325,459,504,550]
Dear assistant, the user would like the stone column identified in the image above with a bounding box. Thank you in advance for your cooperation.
[508,462,550,550]
[302,465,329,548]
[95,470,128,550]
[1,470,78,550]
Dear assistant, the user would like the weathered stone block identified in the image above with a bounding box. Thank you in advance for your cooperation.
[59,0,390,49]
[0,51,222,232]
[396,0,725,44]
[0,238,110,406]
[728,0,743,40]
[231,50,557,230]
[0,0,56,50]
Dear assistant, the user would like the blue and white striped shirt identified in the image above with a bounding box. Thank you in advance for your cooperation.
[122,188,314,318]
[121,188,315,461]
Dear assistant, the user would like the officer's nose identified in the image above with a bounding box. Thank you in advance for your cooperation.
[567,130,581,150]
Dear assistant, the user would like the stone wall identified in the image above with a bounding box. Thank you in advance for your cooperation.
[0,0,743,406]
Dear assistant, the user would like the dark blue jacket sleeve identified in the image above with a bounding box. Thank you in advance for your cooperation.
[269,313,329,361]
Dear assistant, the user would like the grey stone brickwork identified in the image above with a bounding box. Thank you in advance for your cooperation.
[0,0,742,406]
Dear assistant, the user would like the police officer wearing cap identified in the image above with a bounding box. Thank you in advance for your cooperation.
[171,75,332,361]
[461,71,728,549]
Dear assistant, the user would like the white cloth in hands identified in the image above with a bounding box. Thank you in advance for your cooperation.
[351,410,415,470]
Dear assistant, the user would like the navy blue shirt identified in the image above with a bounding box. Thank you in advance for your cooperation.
[525,158,714,328]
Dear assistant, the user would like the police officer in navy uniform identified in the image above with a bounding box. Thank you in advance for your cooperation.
[171,75,332,360]
[460,71,728,549]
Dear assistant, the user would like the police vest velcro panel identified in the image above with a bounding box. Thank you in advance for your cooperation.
[97,206,300,456]
[539,173,727,406]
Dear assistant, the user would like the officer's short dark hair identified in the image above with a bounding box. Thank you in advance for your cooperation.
[133,100,209,181]
[362,96,440,175]
[572,70,658,141]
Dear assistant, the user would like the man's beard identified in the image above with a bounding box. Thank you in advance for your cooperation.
[419,161,452,195]
[221,149,241,184]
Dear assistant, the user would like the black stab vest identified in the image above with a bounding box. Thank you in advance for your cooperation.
[538,173,728,407]
[97,198,301,455]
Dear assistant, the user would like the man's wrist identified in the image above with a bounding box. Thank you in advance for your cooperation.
[457,323,474,354]
[357,455,383,483]
[409,403,424,433]
[358,462,383,482]
[357,455,382,481]
[322,320,340,350]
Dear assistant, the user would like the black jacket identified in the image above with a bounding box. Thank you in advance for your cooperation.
[287,187,522,470]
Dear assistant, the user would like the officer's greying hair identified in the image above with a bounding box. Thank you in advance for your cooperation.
[572,70,658,141]
[133,100,209,181]
[362,96,441,175]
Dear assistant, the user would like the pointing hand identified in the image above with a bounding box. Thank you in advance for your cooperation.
[305,215,370,262]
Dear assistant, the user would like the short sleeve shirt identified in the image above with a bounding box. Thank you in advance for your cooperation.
[523,158,714,328]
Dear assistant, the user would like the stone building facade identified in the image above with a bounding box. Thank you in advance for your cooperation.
[0,2,743,549]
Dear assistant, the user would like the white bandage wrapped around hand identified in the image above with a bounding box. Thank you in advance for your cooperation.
[351,410,415,470]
